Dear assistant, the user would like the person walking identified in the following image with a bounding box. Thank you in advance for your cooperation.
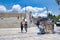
[17,16,19,20]
[20,21,23,33]
[51,20,55,33]
[24,19,28,32]
[20,19,25,33]
[36,20,40,29]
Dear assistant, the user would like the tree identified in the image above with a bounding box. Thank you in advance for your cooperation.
[52,15,57,22]
[47,13,58,22]
[47,13,53,19]
[56,0,60,5]
[57,15,60,20]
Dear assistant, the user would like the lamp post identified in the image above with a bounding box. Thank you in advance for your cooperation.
[46,7,48,15]
[45,6,49,18]
[25,2,30,24]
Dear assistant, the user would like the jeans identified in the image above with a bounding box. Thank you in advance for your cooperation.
[25,26,27,32]
[39,27,45,34]
[37,25,39,29]
[51,25,54,33]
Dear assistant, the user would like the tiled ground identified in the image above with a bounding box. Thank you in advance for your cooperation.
[0,27,60,40]
[0,17,60,40]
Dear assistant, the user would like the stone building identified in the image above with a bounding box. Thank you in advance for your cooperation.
[0,12,32,20]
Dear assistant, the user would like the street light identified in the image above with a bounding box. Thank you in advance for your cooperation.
[25,2,30,24]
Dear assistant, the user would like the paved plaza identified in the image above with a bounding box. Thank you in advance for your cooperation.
[0,27,60,40]
[0,17,60,40]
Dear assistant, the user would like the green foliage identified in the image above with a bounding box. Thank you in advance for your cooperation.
[47,13,53,19]
[56,15,60,20]
[47,13,60,22]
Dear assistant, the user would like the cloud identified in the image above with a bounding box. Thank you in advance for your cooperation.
[8,4,21,13]
[32,11,47,18]
[0,4,22,13]
[32,10,53,18]
[0,5,6,12]
[21,6,46,13]
[0,4,47,14]
[12,4,21,12]
[38,11,47,17]
[48,11,52,13]
[21,6,33,13]
[9,5,46,13]
[0,4,52,17]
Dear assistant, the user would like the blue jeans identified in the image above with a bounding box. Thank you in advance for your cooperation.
[25,26,27,32]
[37,25,39,29]
[51,25,54,33]
[39,27,45,34]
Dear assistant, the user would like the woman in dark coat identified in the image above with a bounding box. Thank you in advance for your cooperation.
[36,20,40,29]
[21,22,23,32]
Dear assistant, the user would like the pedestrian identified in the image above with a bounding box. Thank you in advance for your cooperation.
[20,21,23,33]
[51,20,55,33]
[20,19,25,33]
[36,20,40,29]
[17,16,19,20]
[39,21,45,34]
[24,19,28,32]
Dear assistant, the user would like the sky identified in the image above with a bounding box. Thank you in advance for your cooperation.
[0,0,60,16]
